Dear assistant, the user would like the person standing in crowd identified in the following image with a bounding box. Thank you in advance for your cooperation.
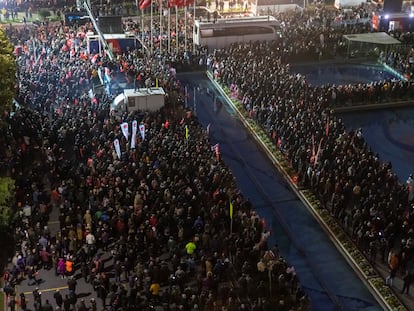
[401,269,413,295]
[19,293,28,311]
[8,295,16,311]
[386,250,399,286]
[63,294,71,311]
[65,256,74,278]
[67,276,77,297]
[42,299,54,311]
[57,257,66,279]
[90,298,97,311]
[53,289,63,309]
[33,288,42,309]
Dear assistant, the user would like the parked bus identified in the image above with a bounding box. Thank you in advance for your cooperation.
[193,16,281,50]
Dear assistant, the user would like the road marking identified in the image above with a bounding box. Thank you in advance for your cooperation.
[23,285,68,295]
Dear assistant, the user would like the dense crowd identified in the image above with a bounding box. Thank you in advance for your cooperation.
[211,25,414,300]
[4,2,414,310]
[261,7,414,105]
[1,12,308,311]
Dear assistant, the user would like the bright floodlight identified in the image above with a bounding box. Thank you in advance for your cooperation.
[410,13,414,18]
[384,14,390,19]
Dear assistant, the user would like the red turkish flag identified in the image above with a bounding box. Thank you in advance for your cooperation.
[138,0,151,9]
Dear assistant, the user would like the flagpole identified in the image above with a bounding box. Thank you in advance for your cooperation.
[168,7,171,54]
[184,5,187,52]
[193,86,196,116]
[159,0,163,56]
[151,1,154,55]
[140,5,144,55]
[193,0,195,53]
[175,5,178,53]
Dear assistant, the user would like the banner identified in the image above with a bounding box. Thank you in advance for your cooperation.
[139,124,146,141]
[114,139,121,160]
[121,122,129,141]
[131,120,138,149]
[314,138,323,165]
[185,125,189,140]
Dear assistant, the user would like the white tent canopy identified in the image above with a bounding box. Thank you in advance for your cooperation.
[343,32,401,45]
[343,32,401,58]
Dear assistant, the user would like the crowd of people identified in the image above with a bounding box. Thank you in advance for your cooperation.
[4,1,414,310]
[210,6,414,297]
[1,9,309,311]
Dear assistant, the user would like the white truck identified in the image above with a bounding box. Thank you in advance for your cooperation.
[110,88,165,115]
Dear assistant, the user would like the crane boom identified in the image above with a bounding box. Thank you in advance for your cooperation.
[83,1,114,61]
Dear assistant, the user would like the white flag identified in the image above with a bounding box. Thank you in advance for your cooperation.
[139,124,145,141]
[131,120,137,149]
[121,122,129,141]
[114,139,121,160]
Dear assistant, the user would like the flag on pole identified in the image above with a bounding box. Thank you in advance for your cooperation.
[310,133,315,164]
[314,138,323,165]
[185,125,189,140]
[229,200,233,219]
[121,122,129,141]
[131,120,138,149]
[114,139,121,159]
[139,124,146,141]
[138,0,151,9]
[325,117,329,137]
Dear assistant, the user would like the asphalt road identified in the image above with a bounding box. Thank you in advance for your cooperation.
[14,202,107,311]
